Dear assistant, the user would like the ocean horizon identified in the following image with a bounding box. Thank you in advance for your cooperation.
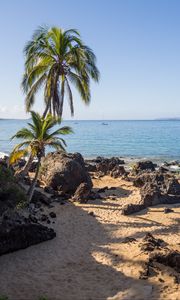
[0,119,180,162]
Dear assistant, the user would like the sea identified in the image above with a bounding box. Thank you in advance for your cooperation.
[0,119,180,163]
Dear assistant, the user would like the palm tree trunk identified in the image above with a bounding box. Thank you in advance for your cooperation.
[43,100,50,118]
[27,156,41,202]
[43,105,49,118]
[15,153,34,179]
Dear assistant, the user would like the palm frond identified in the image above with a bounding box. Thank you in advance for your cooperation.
[22,25,100,117]
[30,111,42,138]
[48,126,73,138]
[10,111,71,165]
[65,78,74,116]
[68,71,90,103]
[24,74,46,111]
[47,140,66,151]
[9,149,29,165]
[11,128,35,140]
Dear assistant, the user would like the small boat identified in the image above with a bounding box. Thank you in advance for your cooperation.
[101,122,108,125]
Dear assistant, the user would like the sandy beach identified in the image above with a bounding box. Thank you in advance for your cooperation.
[0,176,179,300]
[1,1,180,299]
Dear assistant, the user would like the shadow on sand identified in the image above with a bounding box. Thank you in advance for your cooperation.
[0,202,163,300]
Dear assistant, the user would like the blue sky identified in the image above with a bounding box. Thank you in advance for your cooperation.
[0,0,180,119]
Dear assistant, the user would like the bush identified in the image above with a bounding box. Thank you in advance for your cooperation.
[0,296,8,300]
[0,165,27,215]
[0,165,15,183]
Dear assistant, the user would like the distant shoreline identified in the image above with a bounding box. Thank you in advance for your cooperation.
[1,118,180,121]
[1,151,180,165]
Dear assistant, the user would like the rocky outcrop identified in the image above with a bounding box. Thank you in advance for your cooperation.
[31,190,52,207]
[71,183,91,203]
[122,172,180,215]
[85,156,126,178]
[138,234,180,280]
[95,157,125,175]
[133,171,173,188]
[0,212,56,256]
[165,177,180,194]
[132,161,156,175]
[150,250,180,273]
[122,203,145,215]
[139,233,165,252]
[110,165,126,178]
[85,162,97,172]
[40,152,92,195]
[135,172,180,195]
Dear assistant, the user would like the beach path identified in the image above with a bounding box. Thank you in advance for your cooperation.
[0,176,179,300]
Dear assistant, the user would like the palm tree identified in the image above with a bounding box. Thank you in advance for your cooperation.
[10,111,72,201]
[22,26,100,118]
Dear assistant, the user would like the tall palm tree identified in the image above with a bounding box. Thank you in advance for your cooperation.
[10,111,72,201]
[22,26,100,118]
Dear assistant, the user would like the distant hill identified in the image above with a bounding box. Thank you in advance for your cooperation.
[155,118,180,121]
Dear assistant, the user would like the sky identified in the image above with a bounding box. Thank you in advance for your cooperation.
[0,0,180,120]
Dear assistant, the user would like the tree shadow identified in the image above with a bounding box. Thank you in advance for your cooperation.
[0,203,161,300]
[83,186,133,210]
[93,186,132,198]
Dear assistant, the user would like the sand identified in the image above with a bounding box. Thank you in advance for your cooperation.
[0,176,179,300]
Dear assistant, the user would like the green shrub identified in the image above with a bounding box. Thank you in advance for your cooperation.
[0,165,27,212]
[0,296,8,300]
[0,165,15,183]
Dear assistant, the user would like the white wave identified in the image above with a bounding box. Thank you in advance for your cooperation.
[170,165,180,171]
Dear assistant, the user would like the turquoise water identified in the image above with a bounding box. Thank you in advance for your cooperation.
[0,119,180,161]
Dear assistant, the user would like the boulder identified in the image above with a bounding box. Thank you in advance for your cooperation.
[122,172,180,215]
[85,162,97,172]
[122,203,145,215]
[71,182,91,203]
[133,176,145,188]
[31,190,52,207]
[132,161,156,175]
[133,171,170,188]
[96,157,125,175]
[164,177,180,195]
[164,208,174,214]
[49,212,56,218]
[150,250,180,273]
[139,233,164,252]
[0,212,55,256]
[138,234,180,280]
[158,166,169,173]
[40,152,92,195]
[140,183,162,207]
[95,156,125,165]
[89,191,102,200]
[110,165,126,178]
[44,186,54,194]
[40,214,49,222]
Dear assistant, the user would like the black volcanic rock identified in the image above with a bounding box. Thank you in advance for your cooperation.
[40,152,92,195]
[122,171,180,215]
[132,161,156,175]
[71,182,91,203]
[0,212,56,256]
